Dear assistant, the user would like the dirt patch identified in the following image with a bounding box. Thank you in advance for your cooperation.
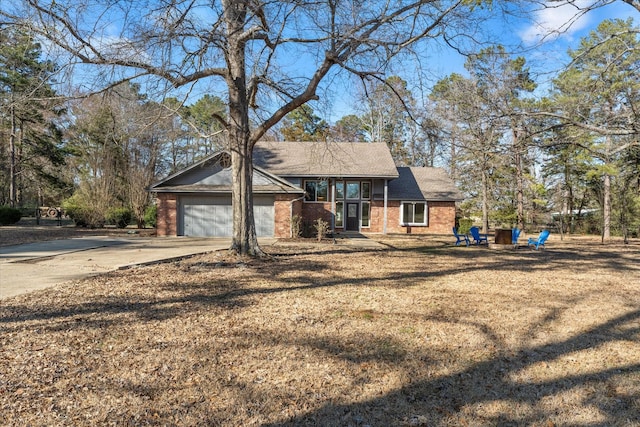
[0,234,639,426]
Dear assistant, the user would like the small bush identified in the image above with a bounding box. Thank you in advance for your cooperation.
[457,218,473,235]
[106,207,133,229]
[314,217,330,241]
[62,194,106,228]
[291,214,302,238]
[0,206,22,225]
[144,204,157,228]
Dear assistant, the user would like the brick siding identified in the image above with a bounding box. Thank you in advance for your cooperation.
[274,194,304,238]
[156,193,177,236]
[385,200,456,234]
[157,193,456,237]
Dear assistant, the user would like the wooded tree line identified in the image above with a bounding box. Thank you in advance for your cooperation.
[0,29,232,226]
[1,1,639,251]
[270,18,640,240]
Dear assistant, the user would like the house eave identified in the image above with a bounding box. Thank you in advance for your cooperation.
[150,185,304,194]
[280,173,400,180]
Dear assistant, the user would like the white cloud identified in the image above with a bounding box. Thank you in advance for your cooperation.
[519,0,595,45]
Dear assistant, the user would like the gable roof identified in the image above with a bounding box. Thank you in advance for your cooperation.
[388,167,463,201]
[149,145,463,203]
[254,141,399,179]
[149,152,303,194]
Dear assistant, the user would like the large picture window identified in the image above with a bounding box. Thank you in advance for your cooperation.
[304,180,328,202]
[401,202,427,225]
[346,181,360,199]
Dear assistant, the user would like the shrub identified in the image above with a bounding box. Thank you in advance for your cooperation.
[314,217,329,241]
[106,207,133,229]
[291,214,302,238]
[144,204,157,228]
[62,195,105,228]
[457,218,473,235]
[0,206,22,225]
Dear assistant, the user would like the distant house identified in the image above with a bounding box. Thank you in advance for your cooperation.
[149,141,463,238]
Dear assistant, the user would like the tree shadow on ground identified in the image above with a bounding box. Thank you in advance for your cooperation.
[260,308,640,426]
[1,238,638,425]
[1,239,636,330]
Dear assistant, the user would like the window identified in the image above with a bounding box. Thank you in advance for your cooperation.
[361,202,370,228]
[335,201,344,227]
[361,182,371,200]
[304,180,328,202]
[401,202,427,225]
[336,181,344,200]
[346,181,360,199]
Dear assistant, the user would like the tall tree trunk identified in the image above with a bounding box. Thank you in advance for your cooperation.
[225,0,263,256]
[9,104,17,208]
[514,132,524,231]
[602,172,611,242]
[482,167,489,233]
[602,136,612,242]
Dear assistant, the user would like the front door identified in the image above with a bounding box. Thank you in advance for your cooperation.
[346,202,359,231]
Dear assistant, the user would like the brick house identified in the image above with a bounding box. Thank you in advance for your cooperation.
[150,141,463,238]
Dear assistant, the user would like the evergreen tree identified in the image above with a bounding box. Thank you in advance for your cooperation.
[280,104,329,142]
[552,18,640,240]
[0,27,68,207]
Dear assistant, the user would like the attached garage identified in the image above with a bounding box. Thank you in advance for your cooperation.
[150,152,302,238]
[179,195,274,237]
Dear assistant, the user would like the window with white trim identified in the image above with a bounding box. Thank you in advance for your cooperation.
[335,201,344,227]
[361,182,371,200]
[401,201,427,226]
[346,181,360,199]
[361,201,370,228]
[336,181,344,200]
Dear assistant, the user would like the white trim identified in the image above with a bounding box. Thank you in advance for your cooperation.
[383,180,388,234]
[361,201,371,228]
[400,201,428,226]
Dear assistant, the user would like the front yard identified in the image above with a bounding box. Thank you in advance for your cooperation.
[1,234,638,426]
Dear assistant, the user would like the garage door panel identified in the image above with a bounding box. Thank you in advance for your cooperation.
[180,195,273,237]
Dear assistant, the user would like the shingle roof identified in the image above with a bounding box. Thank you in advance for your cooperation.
[254,141,399,179]
[149,152,303,194]
[388,167,463,201]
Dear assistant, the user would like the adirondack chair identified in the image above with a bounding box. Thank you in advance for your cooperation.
[453,227,469,246]
[512,228,521,249]
[469,226,489,245]
[527,230,550,250]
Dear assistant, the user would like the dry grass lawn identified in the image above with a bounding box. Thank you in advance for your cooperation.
[1,230,639,426]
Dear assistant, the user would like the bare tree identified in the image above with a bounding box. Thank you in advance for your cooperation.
[3,0,489,255]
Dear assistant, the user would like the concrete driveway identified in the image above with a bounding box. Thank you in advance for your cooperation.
[0,236,262,299]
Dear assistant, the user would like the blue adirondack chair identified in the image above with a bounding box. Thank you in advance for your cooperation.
[453,227,469,246]
[528,230,550,250]
[512,228,521,249]
[469,226,489,245]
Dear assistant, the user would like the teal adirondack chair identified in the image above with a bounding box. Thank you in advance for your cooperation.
[469,226,489,245]
[453,227,469,246]
[527,230,550,250]
[512,228,521,249]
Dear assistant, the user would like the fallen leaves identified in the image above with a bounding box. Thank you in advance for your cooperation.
[1,235,639,426]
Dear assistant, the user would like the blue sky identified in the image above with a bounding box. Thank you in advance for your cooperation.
[31,0,635,123]
[325,0,637,121]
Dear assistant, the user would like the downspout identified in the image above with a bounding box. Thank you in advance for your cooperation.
[383,179,388,234]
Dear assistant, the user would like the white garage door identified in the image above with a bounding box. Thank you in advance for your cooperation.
[181,196,274,237]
